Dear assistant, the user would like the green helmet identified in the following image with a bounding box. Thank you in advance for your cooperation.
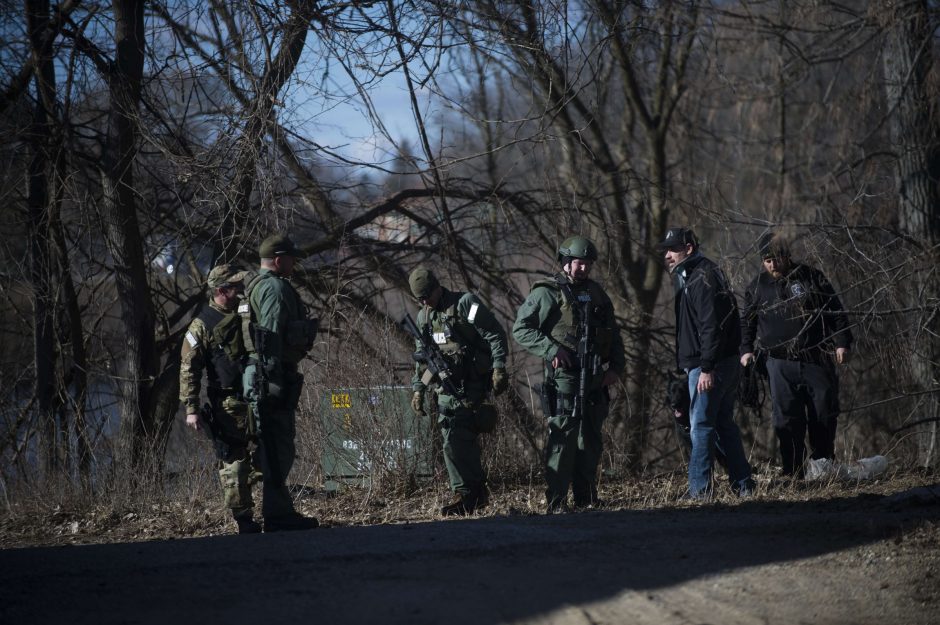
[557,236,598,262]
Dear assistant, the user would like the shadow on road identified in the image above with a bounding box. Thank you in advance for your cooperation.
[0,489,937,624]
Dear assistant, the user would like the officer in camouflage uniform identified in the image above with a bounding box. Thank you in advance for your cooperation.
[241,234,320,532]
[512,236,625,512]
[409,267,509,516]
[180,264,262,534]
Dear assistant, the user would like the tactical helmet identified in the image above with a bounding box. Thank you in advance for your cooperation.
[557,236,598,262]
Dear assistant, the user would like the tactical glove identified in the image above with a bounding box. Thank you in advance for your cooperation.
[411,390,426,416]
[491,368,509,396]
[553,346,577,369]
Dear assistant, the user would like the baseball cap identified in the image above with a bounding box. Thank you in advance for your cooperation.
[259,234,303,258]
[655,227,699,250]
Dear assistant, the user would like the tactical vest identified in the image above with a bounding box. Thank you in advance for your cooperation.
[238,273,264,355]
[531,275,614,360]
[418,294,491,380]
[197,306,245,390]
[238,272,317,363]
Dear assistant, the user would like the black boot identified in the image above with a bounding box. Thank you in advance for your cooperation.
[441,493,474,516]
[233,510,262,534]
[263,512,320,532]
[474,484,490,509]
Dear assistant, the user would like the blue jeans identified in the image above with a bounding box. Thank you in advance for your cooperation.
[687,356,754,496]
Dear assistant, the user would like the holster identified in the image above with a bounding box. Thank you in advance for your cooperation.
[473,403,498,434]
[540,382,558,419]
[200,402,230,460]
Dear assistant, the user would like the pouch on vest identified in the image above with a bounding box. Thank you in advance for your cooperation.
[198,307,246,389]
[287,318,319,352]
[474,403,498,434]
[213,311,248,364]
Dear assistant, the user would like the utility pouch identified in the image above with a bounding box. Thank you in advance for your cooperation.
[474,403,498,434]
[540,383,558,419]
[287,318,318,350]
[285,373,305,411]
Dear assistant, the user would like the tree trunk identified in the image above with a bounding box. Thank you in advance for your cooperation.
[26,0,60,476]
[100,0,161,473]
[882,0,940,466]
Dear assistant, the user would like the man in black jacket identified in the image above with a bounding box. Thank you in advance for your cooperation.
[740,233,853,478]
[658,227,754,499]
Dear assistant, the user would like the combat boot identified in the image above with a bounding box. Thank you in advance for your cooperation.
[545,495,569,514]
[440,493,474,516]
[264,512,320,532]
[473,484,490,509]
[233,510,262,534]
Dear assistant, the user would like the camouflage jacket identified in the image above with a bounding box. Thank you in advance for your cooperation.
[179,301,237,414]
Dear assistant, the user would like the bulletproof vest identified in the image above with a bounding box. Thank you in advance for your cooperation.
[238,273,264,355]
[238,272,317,363]
[196,305,245,389]
[418,294,490,377]
[531,275,614,360]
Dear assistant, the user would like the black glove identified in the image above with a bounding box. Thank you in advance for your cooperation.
[553,346,577,369]
[411,390,426,416]
[491,368,509,396]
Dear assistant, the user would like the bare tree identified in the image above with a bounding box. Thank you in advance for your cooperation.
[25,0,59,472]
[95,0,162,471]
[881,0,940,465]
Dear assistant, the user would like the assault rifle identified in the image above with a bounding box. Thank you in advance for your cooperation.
[572,300,600,420]
[400,312,463,398]
[249,323,271,435]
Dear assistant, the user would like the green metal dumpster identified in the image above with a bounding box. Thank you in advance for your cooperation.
[320,386,433,490]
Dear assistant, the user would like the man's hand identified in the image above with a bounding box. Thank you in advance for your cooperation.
[185,413,202,432]
[835,347,851,365]
[740,352,755,367]
[492,368,509,396]
[601,369,619,387]
[411,390,425,416]
[551,346,577,369]
[696,371,714,393]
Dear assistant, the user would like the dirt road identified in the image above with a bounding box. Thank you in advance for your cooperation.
[1,487,937,625]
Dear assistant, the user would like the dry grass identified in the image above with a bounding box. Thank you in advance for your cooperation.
[0,460,934,549]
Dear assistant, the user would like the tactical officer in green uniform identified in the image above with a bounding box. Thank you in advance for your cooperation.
[180,264,262,534]
[512,236,625,512]
[241,234,320,532]
[408,267,509,516]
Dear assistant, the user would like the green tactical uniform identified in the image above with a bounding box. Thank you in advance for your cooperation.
[513,272,625,510]
[180,301,261,517]
[241,267,317,520]
[411,288,508,502]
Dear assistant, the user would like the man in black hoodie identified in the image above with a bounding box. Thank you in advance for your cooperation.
[740,233,853,478]
[658,227,754,499]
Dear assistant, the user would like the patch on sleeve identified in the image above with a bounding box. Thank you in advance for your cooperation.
[185,331,199,348]
[467,303,479,323]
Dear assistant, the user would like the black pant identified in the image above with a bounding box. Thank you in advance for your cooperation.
[766,357,839,476]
